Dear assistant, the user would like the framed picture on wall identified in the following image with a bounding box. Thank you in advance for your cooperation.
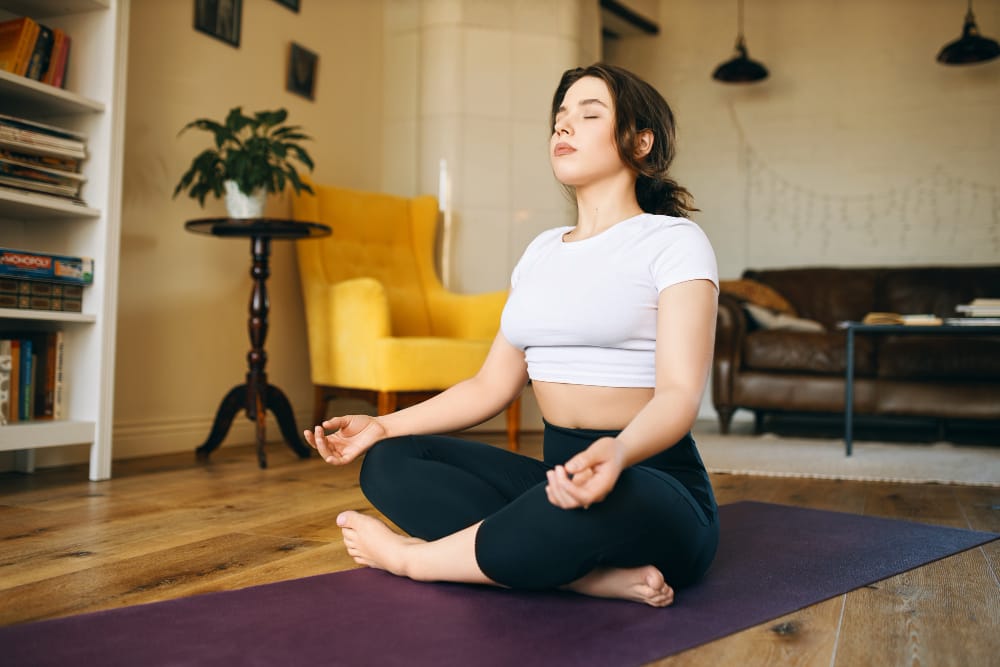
[194,0,242,48]
[274,0,300,11]
[287,43,318,100]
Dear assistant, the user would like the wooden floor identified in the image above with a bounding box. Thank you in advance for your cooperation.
[1,433,997,666]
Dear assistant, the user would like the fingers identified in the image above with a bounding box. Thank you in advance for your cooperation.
[302,423,356,465]
[546,464,599,509]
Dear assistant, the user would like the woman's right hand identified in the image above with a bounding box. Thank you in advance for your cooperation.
[303,415,387,465]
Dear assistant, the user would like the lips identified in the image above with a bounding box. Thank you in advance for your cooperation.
[553,142,576,156]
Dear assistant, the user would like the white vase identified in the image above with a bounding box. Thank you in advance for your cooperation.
[224,180,267,219]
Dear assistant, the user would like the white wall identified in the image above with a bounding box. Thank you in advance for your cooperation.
[606,0,1000,280]
[105,0,385,463]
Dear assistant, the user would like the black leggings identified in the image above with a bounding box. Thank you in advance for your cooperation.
[359,421,719,590]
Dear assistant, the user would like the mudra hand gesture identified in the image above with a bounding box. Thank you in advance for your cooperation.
[545,436,625,510]
[304,415,386,465]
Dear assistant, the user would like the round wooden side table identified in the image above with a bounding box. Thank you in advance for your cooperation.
[185,217,331,468]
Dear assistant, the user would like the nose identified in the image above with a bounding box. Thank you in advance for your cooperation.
[554,118,571,136]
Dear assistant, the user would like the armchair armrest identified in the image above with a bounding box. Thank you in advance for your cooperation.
[303,277,391,387]
[426,288,508,340]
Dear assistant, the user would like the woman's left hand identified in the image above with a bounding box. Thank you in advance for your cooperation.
[545,436,625,510]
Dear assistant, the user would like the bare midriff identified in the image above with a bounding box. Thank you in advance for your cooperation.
[532,380,654,431]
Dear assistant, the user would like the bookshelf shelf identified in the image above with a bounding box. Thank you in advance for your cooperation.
[0,420,95,451]
[0,308,95,323]
[0,0,126,480]
[0,70,104,116]
[0,0,109,20]
[0,186,100,219]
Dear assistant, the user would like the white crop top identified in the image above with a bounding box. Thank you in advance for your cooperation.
[500,213,718,388]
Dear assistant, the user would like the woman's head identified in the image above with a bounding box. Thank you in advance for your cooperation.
[550,63,696,218]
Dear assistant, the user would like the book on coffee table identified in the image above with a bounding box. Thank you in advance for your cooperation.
[955,298,1000,318]
[862,312,942,326]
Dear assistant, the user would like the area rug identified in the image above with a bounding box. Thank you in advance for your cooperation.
[2,502,995,667]
[693,429,1000,486]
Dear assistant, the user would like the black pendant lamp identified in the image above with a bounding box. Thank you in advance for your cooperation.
[937,0,1000,65]
[713,0,768,83]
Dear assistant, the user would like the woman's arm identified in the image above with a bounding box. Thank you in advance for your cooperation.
[547,279,717,508]
[612,278,718,465]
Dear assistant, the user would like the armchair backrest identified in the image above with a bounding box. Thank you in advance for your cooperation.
[293,184,443,337]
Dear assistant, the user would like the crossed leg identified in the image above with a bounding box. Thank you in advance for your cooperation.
[339,434,716,607]
[337,510,675,607]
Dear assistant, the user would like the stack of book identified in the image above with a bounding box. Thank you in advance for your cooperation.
[0,247,93,313]
[0,113,87,202]
[861,312,943,326]
[0,331,65,425]
[0,15,72,88]
[945,299,1000,326]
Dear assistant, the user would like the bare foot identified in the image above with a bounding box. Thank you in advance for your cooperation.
[565,565,674,607]
[337,511,424,576]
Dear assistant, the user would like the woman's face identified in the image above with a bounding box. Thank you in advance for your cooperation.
[550,76,622,188]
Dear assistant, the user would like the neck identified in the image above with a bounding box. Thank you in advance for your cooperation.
[571,174,643,240]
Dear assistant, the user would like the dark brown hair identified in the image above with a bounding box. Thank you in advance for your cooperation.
[550,63,697,217]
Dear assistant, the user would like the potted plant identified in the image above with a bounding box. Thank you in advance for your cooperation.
[173,106,315,218]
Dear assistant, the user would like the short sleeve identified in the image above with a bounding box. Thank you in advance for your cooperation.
[651,221,719,292]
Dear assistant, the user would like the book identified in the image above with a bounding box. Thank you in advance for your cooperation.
[19,337,32,420]
[0,148,82,174]
[0,339,10,425]
[40,331,58,418]
[40,28,64,84]
[25,23,54,81]
[0,113,87,154]
[52,330,65,419]
[0,276,83,312]
[955,298,1000,318]
[0,156,85,199]
[861,312,943,326]
[50,32,70,89]
[0,248,94,285]
[0,16,39,76]
[0,333,65,423]
[9,339,19,423]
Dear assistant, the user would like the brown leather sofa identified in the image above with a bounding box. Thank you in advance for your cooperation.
[712,266,1000,434]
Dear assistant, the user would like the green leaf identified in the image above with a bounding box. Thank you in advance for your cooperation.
[175,105,315,201]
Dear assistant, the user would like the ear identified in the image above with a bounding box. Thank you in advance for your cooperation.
[634,129,654,159]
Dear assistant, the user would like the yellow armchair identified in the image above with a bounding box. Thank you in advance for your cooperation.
[292,183,521,450]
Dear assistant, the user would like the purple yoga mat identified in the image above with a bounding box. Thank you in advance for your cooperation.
[2,501,995,666]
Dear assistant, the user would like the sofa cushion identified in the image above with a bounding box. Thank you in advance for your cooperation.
[743,330,876,376]
[878,335,1000,380]
[720,279,797,315]
[743,303,825,332]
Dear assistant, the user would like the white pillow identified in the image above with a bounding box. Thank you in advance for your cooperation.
[743,303,826,332]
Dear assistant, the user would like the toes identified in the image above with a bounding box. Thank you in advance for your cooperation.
[337,510,360,528]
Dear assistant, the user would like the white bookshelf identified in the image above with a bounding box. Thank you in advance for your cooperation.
[0,0,128,480]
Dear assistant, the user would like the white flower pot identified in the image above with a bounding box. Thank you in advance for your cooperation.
[224,180,267,219]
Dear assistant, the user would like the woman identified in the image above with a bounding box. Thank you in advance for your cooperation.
[305,63,719,608]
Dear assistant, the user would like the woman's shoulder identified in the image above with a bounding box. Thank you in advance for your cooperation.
[628,213,713,247]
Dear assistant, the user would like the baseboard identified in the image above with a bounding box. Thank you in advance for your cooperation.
[0,411,316,474]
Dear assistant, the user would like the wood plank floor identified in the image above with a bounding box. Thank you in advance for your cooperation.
[1,434,997,666]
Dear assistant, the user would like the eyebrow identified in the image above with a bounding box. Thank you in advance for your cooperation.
[556,98,609,116]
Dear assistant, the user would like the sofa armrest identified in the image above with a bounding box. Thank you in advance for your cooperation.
[713,293,749,422]
[426,288,508,341]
